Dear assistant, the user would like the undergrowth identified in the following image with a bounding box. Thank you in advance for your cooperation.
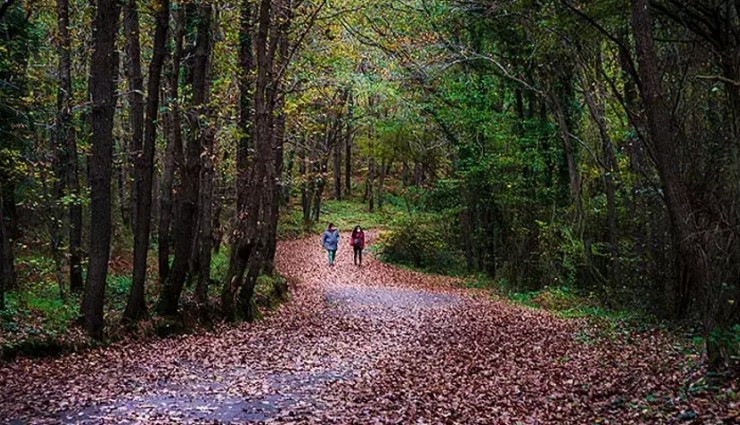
[278,198,404,239]
[1,246,289,360]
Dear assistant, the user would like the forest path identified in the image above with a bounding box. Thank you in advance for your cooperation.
[0,234,716,424]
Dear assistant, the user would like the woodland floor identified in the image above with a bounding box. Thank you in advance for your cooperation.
[0,234,737,424]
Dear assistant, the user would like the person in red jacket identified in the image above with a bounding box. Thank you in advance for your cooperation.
[350,225,366,266]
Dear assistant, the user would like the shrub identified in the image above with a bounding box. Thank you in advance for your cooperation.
[380,212,465,273]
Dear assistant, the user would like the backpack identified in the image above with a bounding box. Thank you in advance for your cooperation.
[353,234,363,247]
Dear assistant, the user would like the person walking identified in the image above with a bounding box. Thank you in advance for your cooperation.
[321,223,340,266]
[350,225,366,266]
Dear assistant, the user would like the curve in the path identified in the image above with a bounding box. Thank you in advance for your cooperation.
[0,234,724,424]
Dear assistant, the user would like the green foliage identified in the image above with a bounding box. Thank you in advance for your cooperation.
[279,199,404,238]
[708,325,740,363]
[209,248,230,287]
[380,212,466,273]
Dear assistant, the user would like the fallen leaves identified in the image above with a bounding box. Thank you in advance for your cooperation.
[0,232,736,424]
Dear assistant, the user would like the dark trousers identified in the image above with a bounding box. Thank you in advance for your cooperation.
[353,247,363,265]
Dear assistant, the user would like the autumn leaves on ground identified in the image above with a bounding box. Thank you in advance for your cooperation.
[0,234,735,424]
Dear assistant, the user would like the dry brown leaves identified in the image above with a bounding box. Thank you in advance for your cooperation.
[0,232,736,424]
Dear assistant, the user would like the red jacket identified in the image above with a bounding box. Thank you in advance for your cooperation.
[350,231,365,249]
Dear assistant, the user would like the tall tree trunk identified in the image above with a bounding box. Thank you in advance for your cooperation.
[52,0,75,298]
[376,159,388,210]
[124,0,169,322]
[313,158,326,222]
[265,103,286,273]
[264,9,290,272]
[237,0,254,214]
[158,6,185,285]
[344,93,353,198]
[221,0,256,320]
[123,0,144,229]
[300,144,311,222]
[0,190,11,310]
[81,0,121,338]
[551,94,583,221]
[581,76,622,286]
[631,0,712,346]
[236,0,279,320]
[196,127,215,308]
[68,151,83,292]
[223,0,295,319]
[57,0,83,292]
[367,157,375,212]
[333,131,341,200]
[157,2,211,316]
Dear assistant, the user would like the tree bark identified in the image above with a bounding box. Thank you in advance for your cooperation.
[65,39,83,292]
[367,157,375,212]
[581,75,622,286]
[333,129,341,200]
[376,159,388,210]
[196,127,215,309]
[81,0,121,338]
[157,1,211,316]
[158,6,185,285]
[344,92,353,198]
[632,0,711,333]
[300,143,311,222]
[551,94,583,221]
[123,0,144,229]
[237,0,254,214]
[0,190,11,310]
[52,0,75,298]
[124,0,169,323]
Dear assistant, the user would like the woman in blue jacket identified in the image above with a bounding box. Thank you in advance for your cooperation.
[321,223,340,266]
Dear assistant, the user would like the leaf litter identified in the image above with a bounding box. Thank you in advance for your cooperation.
[0,233,736,424]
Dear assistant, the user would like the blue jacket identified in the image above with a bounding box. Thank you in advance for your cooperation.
[322,229,340,251]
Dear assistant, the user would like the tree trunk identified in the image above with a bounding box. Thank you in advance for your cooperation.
[158,6,185,285]
[367,158,375,212]
[68,145,83,292]
[81,0,121,338]
[237,0,254,214]
[377,159,388,210]
[581,75,622,286]
[333,131,341,200]
[551,94,583,221]
[344,93,353,198]
[313,158,326,222]
[271,0,293,252]
[196,127,215,309]
[631,0,712,343]
[52,0,75,298]
[413,161,423,186]
[157,2,211,316]
[124,0,169,323]
[0,191,11,310]
[123,0,144,229]
[222,0,294,319]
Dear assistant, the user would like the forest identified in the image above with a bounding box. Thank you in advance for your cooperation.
[0,0,739,423]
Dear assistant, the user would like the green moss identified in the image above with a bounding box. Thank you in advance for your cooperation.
[254,274,289,310]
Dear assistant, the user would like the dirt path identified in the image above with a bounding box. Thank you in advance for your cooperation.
[0,235,733,424]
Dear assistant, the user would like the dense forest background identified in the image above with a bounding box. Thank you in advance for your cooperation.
[0,0,738,368]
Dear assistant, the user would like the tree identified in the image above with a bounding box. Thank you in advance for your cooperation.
[157,0,212,316]
[122,0,144,229]
[58,0,83,293]
[124,0,170,322]
[158,5,185,285]
[0,189,8,310]
[80,0,121,338]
